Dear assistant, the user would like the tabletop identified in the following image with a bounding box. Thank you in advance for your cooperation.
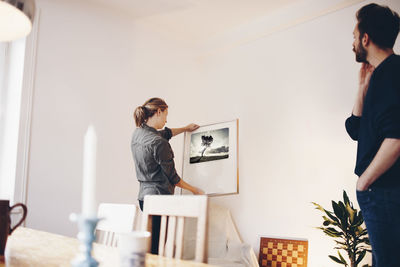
[0,227,214,267]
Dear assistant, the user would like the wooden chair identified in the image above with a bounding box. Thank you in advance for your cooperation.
[95,203,137,247]
[141,195,208,263]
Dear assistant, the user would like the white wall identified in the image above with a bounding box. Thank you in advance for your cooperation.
[196,2,398,265]
[26,0,201,234]
[22,0,400,266]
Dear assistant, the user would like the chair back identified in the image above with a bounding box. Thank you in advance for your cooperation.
[96,203,137,247]
[141,195,208,262]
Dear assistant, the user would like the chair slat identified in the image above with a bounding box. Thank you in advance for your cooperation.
[158,215,168,256]
[175,216,185,259]
[165,216,177,258]
[111,232,117,247]
[195,202,208,263]
[104,231,110,246]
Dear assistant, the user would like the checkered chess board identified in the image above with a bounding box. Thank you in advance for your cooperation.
[259,237,308,267]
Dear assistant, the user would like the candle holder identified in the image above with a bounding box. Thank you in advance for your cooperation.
[70,213,101,267]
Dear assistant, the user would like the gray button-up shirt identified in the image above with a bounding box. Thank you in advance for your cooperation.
[131,124,181,201]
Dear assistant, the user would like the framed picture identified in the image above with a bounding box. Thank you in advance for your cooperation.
[181,119,239,196]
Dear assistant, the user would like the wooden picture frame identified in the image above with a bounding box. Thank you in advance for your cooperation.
[181,119,239,196]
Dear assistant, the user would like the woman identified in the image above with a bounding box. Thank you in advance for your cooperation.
[131,97,204,254]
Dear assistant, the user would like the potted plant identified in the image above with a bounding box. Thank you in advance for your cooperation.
[312,190,371,267]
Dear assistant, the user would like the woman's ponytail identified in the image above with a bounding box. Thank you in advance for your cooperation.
[133,106,148,127]
[133,97,168,127]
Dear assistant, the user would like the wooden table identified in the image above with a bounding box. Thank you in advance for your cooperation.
[0,228,214,267]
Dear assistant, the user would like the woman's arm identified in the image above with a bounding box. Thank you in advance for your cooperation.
[154,140,204,195]
[170,124,199,137]
[176,179,204,195]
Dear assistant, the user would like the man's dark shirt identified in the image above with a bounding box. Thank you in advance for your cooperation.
[131,124,181,200]
[345,54,400,188]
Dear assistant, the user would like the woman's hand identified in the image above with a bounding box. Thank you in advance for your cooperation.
[171,124,199,137]
[193,187,205,195]
[176,179,205,195]
[185,124,200,132]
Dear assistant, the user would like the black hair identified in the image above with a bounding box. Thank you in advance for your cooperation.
[356,3,400,49]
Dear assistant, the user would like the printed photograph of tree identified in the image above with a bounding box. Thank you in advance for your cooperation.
[190,128,229,164]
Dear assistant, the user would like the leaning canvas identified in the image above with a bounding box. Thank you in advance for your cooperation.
[182,119,238,196]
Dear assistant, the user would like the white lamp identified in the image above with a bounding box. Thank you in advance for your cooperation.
[0,0,35,42]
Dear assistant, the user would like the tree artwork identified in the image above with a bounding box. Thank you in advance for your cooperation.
[189,128,229,164]
[198,135,213,162]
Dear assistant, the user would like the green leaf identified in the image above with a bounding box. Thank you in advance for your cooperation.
[322,215,330,221]
[359,228,368,236]
[322,230,342,238]
[325,227,342,235]
[332,201,348,230]
[322,215,336,225]
[360,237,370,245]
[338,251,347,264]
[312,202,340,224]
[338,201,349,229]
[329,255,347,265]
[334,246,348,250]
[312,202,325,212]
[346,203,355,223]
[356,250,366,265]
[325,210,340,224]
[323,220,331,226]
[320,227,343,237]
[354,218,364,228]
[332,201,341,217]
[334,240,347,246]
[343,190,350,206]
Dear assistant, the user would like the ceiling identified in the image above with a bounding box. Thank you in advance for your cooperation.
[86,0,303,44]
[82,0,364,54]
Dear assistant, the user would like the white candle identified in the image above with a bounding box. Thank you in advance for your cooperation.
[82,124,97,217]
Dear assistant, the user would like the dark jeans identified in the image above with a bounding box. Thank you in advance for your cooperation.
[139,200,161,255]
[357,187,400,267]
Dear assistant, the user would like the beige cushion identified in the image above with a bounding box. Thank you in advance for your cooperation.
[182,202,238,259]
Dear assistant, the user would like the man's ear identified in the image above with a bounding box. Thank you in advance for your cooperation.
[362,33,370,47]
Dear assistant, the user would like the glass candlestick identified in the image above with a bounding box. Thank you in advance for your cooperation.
[70,213,101,267]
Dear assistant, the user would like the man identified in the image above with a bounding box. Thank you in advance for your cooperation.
[345,3,400,266]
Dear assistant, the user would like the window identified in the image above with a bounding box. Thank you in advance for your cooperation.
[0,38,27,200]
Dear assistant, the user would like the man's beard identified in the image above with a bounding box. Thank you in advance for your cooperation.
[353,42,368,63]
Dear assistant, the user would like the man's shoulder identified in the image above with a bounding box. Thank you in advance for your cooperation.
[390,54,400,67]
[376,55,400,83]
[388,56,400,86]
[384,54,400,70]
[392,54,400,61]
